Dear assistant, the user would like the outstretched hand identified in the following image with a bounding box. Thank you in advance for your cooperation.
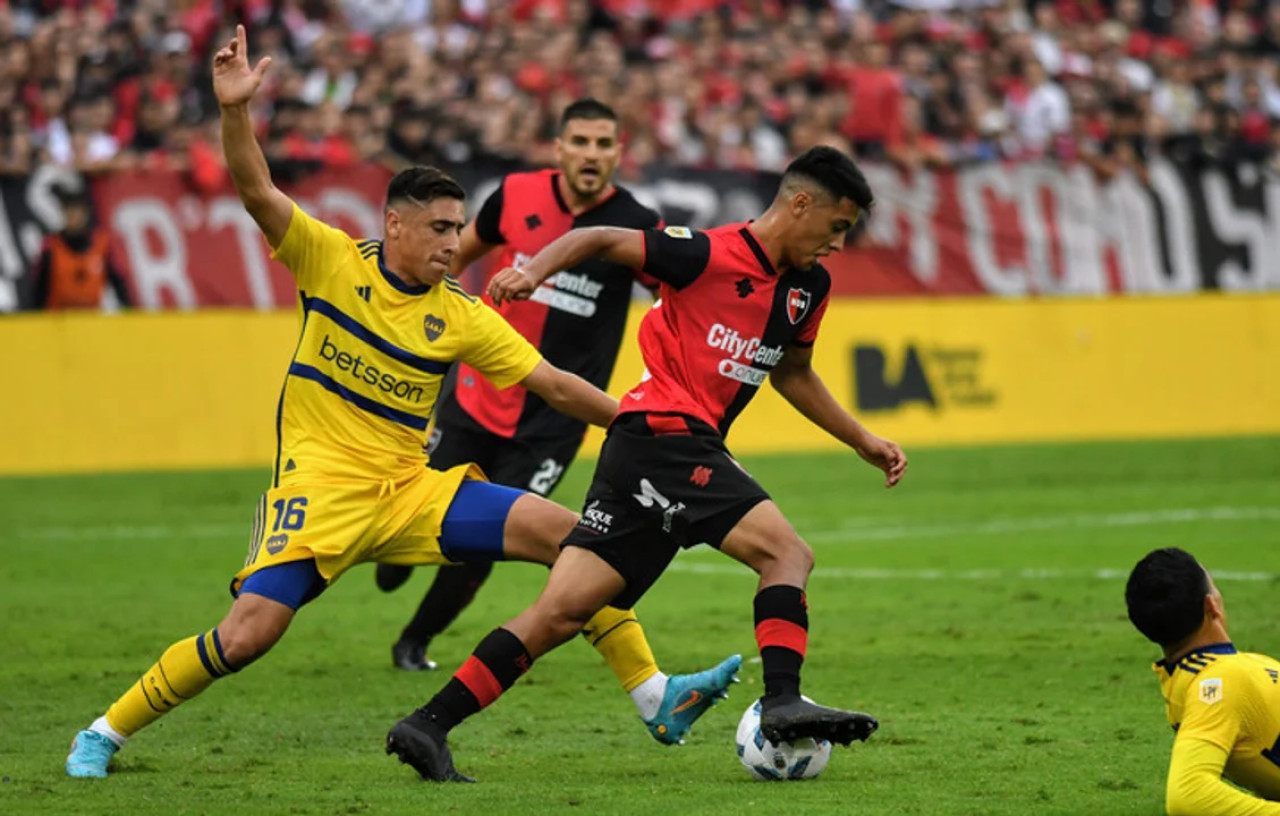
[856,434,908,488]
[488,267,539,305]
[213,24,272,108]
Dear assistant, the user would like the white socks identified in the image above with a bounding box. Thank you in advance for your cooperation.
[90,715,127,747]
[630,672,669,721]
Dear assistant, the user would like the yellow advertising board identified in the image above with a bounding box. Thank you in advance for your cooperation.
[2,294,1278,475]
[1,311,298,475]
[589,294,1280,455]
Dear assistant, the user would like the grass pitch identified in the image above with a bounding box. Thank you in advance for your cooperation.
[2,436,1278,815]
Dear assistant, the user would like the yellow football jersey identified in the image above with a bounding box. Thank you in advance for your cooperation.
[269,204,542,481]
[1158,643,1280,801]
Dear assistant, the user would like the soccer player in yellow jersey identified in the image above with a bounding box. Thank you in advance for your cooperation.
[64,25,739,781]
[1126,548,1280,815]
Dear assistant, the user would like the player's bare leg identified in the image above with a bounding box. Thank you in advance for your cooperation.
[386,547,622,781]
[380,489,566,671]
[720,500,878,747]
[387,545,738,780]
[492,492,740,741]
[497,492,575,564]
[66,592,295,778]
[503,545,627,654]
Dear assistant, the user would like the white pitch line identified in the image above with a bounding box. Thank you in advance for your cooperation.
[666,561,1276,582]
[16,505,1275,544]
[11,505,1279,583]
[805,506,1280,544]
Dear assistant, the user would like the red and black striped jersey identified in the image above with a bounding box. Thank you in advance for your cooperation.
[619,224,831,436]
[447,169,661,440]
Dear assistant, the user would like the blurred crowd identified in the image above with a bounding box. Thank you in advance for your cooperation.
[2,0,1280,186]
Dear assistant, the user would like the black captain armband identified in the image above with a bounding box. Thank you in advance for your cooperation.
[642,226,711,290]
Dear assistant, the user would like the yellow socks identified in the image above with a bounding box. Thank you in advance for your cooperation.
[103,630,235,738]
[582,606,659,692]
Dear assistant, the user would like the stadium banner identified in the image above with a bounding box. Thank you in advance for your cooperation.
[0,163,89,312]
[1,294,1277,475]
[3,156,1280,312]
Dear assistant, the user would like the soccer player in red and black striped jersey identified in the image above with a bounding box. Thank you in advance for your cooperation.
[375,101,742,749]
[385,146,908,781]
[375,100,662,673]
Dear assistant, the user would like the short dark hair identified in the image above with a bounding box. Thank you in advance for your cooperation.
[560,98,618,131]
[780,146,874,212]
[385,166,465,210]
[1125,548,1210,647]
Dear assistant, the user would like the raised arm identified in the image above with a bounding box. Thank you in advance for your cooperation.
[213,25,293,248]
[488,227,643,304]
[770,346,907,488]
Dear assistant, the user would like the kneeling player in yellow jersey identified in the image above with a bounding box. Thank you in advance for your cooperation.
[64,25,739,782]
[1126,548,1280,815]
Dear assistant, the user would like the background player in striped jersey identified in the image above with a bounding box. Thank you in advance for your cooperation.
[374,99,721,746]
[1126,548,1280,815]
[64,26,737,782]
[384,147,908,781]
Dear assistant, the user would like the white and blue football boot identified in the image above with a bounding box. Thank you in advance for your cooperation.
[645,654,742,745]
[66,730,119,778]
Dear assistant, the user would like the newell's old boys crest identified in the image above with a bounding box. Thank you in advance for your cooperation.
[423,314,446,341]
[786,288,812,325]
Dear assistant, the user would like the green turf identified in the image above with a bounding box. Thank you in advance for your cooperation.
[2,437,1279,815]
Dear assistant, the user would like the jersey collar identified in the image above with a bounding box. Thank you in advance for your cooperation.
[738,225,778,276]
[1155,641,1237,675]
[375,243,431,295]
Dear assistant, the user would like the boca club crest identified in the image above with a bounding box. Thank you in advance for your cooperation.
[786,288,812,325]
[423,314,446,341]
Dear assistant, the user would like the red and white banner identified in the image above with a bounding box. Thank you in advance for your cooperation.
[838,160,1271,297]
[92,166,394,309]
[60,158,1280,309]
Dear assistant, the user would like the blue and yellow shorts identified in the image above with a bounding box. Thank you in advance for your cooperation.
[230,463,524,609]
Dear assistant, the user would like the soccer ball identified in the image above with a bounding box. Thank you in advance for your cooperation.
[735,697,832,781]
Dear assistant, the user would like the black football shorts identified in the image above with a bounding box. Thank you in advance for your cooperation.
[562,412,770,608]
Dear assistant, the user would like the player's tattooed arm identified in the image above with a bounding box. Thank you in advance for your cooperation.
[213,25,294,248]
[520,360,619,429]
[771,346,908,488]
[488,227,643,304]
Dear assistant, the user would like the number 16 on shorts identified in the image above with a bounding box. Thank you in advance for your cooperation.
[245,494,310,565]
